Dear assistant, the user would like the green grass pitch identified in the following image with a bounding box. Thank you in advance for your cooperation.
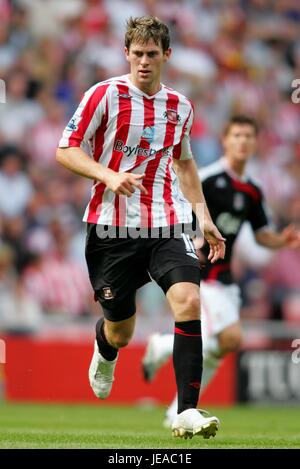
[0,403,300,449]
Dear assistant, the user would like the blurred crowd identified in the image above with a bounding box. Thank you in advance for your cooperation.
[0,0,299,335]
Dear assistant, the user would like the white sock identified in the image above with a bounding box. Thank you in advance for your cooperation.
[200,354,221,394]
[156,333,173,363]
[200,334,222,394]
[166,393,178,423]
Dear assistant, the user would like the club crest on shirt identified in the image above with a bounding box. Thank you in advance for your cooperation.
[67,115,81,131]
[233,193,245,210]
[141,126,155,143]
[164,109,181,124]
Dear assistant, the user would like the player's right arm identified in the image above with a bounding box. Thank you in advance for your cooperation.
[255,225,300,249]
[248,185,300,250]
[56,146,112,182]
[56,147,147,197]
[56,83,147,197]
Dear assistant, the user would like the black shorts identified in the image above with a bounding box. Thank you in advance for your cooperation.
[85,224,201,321]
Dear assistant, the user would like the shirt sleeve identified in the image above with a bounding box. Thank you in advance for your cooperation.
[58,83,109,150]
[248,187,271,232]
[173,104,194,161]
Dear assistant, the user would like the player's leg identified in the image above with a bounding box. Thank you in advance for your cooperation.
[142,304,241,383]
[95,299,137,356]
[163,321,242,427]
[148,233,219,438]
[198,320,242,392]
[165,281,202,412]
[89,293,137,399]
[143,281,242,427]
[169,282,241,414]
[199,282,242,392]
[85,224,150,399]
[218,321,242,354]
[142,289,242,383]
[165,280,219,438]
[159,283,242,422]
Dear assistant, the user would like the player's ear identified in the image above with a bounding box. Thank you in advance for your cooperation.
[124,47,130,62]
[164,48,172,62]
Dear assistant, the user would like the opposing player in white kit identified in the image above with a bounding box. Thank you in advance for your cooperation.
[56,16,226,439]
[142,115,300,426]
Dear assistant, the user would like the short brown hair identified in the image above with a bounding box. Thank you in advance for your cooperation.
[224,115,259,135]
[125,16,170,52]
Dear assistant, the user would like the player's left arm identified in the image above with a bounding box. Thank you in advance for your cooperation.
[173,157,225,263]
[255,225,300,249]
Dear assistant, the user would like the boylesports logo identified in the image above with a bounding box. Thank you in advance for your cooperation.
[114,140,171,158]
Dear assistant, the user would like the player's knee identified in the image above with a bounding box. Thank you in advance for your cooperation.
[219,331,242,353]
[176,294,200,321]
[109,333,132,349]
[186,294,201,315]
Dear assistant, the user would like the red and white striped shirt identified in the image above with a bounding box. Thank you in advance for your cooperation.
[23,255,91,316]
[59,74,194,228]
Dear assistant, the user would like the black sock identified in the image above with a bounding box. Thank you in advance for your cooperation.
[95,318,118,361]
[173,320,202,414]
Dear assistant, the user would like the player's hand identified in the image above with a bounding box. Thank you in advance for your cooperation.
[105,172,148,197]
[203,220,226,263]
[281,224,300,249]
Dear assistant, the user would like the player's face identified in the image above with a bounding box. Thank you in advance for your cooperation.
[125,39,171,94]
[223,124,257,162]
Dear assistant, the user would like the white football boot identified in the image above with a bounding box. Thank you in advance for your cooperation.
[142,333,173,382]
[89,340,118,399]
[172,408,220,440]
